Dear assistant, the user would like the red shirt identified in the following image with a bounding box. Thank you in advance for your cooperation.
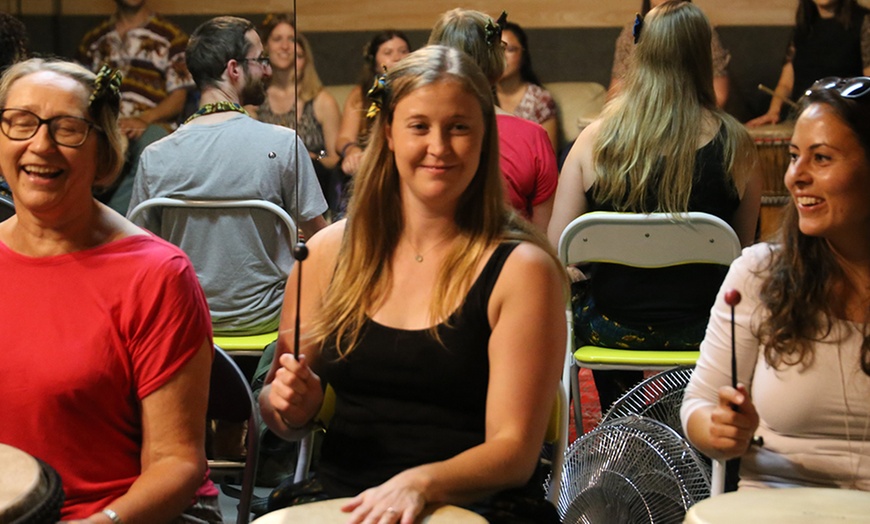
[0,235,215,519]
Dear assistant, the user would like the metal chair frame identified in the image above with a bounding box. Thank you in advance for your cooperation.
[128,198,296,356]
[208,346,261,524]
[558,212,742,436]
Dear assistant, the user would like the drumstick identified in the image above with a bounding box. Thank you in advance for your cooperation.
[723,289,763,447]
[757,84,798,110]
[723,289,742,389]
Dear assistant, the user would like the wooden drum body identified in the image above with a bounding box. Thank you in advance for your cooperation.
[748,123,793,241]
[252,498,488,524]
[0,444,64,524]
[684,487,870,523]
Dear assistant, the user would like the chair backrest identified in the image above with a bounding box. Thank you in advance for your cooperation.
[558,211,741,269]
[208,346,260,524]
[128,197,297,248]
[128,198,298,331]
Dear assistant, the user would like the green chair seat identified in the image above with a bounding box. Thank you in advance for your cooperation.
[574,346,700,370]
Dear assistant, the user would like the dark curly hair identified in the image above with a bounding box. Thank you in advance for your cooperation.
[0,13,29,73]
[757,85,870,376]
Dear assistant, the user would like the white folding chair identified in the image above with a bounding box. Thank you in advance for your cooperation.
[558,212,742,436]
[128,198,298,357]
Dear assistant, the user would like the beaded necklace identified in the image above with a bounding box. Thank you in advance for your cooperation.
[184,101,249,124]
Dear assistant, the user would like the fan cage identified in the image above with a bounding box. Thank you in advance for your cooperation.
[602,366,696,437]
[559,415,711,524]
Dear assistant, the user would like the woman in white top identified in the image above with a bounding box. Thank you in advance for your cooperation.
[682,77,870,490]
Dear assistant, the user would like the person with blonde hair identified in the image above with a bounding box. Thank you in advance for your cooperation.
[254,14,342,211]
[609,0,731,108]
[429,8,558,233]
[0,58,220,523]
[260,45,565,523]
[549,0,761,410]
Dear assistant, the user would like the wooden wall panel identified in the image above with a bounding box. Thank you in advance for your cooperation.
[11,0,805,27]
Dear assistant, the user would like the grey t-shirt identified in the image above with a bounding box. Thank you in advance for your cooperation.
[128,114,327,335]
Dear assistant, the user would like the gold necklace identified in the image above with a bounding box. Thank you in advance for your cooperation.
[407,234,454,263]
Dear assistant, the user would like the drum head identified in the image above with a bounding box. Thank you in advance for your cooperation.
[252,497,487,524]
[685,487,870,524]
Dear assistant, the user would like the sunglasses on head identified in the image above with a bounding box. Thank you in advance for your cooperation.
[806,76,870,99]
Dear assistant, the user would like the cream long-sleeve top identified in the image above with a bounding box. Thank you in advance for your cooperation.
[682,243,870,490]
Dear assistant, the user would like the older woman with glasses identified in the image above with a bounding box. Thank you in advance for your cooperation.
[0,58,221,523]
[683,76,870,490]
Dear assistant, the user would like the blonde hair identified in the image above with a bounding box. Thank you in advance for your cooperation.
[294,32,325,103]
[427,8,506,86]
[0,58,126,189]
[311,45,557,356]
[593,1,754,212]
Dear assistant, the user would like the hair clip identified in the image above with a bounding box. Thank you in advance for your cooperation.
[485,11,508,48]
[89,65,122,111]
[633,13,644,45]
[366,70,388,120]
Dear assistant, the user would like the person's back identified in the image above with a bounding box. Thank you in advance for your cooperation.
[128,16,327,336]
[549,1,761,408]
[130,117,323,334]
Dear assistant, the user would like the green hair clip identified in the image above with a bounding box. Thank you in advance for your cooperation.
[366,70,388,120]
[485,11,508,48]
[89,65,122,110]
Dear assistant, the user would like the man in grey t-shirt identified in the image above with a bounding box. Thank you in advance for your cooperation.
[128,16,327,335]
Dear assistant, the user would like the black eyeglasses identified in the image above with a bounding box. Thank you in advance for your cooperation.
[0,108,102,147]
[242,56,271,67]
[806,76,870,99]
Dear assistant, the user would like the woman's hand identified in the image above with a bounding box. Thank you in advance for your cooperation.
[268,352,324,429]
[341,468,429,524]
[746,111,780,128]
[708,383,760,460]
[341,149,364,176]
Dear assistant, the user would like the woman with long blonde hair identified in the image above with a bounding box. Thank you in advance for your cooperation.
[254,14,342,210]
[548,0,761,410]
[260,45,565,523]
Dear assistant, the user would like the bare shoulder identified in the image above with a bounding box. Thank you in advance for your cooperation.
[306,219,346,262]
[315,89,340,112]
[343,86,363,111]
[499,241,564,288]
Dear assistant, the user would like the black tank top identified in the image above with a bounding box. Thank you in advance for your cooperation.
[585,125,738,326]
[792,16,865,102]
[316,242,518,497]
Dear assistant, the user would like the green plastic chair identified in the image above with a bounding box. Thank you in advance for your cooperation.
[558,212,742,436]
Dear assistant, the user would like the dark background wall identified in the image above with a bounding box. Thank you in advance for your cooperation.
[16,13,792,122]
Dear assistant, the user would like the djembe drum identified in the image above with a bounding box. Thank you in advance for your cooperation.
[252,498,488,523]
[748,123,793,241]
[0,444,64,524]
[684,487,870,523]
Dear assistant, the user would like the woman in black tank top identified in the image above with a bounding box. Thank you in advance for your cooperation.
[259,43,567,523]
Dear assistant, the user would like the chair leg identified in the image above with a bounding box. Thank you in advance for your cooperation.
[570,363,583,436]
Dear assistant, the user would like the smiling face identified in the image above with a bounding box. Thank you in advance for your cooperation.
[0,71,100,217]
[266,21,296,72]
[386,79,485,211]
[786,102,870,246]
[375,36,410,72]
